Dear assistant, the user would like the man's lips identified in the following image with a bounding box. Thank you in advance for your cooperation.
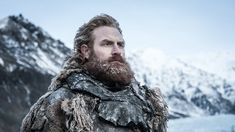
[108,56,124,63]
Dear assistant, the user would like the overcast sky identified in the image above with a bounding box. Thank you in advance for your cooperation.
[0,0,234,56]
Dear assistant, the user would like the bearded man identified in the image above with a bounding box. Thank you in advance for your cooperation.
[21,14,168,132]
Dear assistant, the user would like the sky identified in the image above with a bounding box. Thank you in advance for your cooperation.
[0,0,234,56]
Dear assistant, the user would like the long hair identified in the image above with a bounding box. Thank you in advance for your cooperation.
[64,14,122,69]
[49,14,123,90]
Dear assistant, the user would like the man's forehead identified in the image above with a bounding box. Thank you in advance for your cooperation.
[92,26,124,42]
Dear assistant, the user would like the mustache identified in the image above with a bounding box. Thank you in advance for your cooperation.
[108,55,125,63]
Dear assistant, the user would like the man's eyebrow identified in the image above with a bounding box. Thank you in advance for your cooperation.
[101,39,125,43]
[101,39,113,43]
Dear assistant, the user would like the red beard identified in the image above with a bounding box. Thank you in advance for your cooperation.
[83,54,134,89]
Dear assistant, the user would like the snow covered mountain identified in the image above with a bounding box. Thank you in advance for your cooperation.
[0,14,70,75]
[180,52,235,85]
[0,14,70,131]
[127,49,235,119]
[0,14,234,131]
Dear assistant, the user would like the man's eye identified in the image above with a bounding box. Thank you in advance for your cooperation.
[118,42,125,48]
[103,42,112,46]
[106,43,112,45]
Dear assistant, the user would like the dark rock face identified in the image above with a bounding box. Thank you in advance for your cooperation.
[0,14,71,131]
[0,66,52,132]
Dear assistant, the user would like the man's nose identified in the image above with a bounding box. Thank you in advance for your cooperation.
[111,44,121,55]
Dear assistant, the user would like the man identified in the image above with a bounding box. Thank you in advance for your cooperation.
[21,14,168,132]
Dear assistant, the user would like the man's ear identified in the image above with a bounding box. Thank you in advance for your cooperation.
[80,44,91,59]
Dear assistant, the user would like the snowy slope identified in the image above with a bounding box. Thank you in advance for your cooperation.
[180,52,235,85]
[127,48,235,118]
[168,114,235,132]
[0,14,70,75]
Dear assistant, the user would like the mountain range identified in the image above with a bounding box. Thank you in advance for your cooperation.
[0,14,70,131]
[0,14,234,131]
[128,48,235,118]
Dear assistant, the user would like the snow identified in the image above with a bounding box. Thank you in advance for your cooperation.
[178,52,235,102]
[50,45,65,58]
[3,36,19,48]
[179,52,235,84]
[0,57,4,66]
[7,96,12,103]
[0,17,8,29]
[16,59,31,68]
[127,48,235,117]
[33,42,38,47]
[130,48,168,70]
[20,27,29,40]
[6,64,17,72]
[127,48,171,89]
[34,48,60,74]
[0,16,67,76]
[1,15,235,129]
[168,114,235,132]
[23,85,31,106]
[39,27,51,37]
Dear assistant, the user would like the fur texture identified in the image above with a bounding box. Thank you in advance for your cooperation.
[146,87,168,131]
[61,94,97,132]
[21,69,168,132]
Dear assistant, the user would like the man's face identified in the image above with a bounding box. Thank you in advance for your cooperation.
[82,26,134,88]
[91,26,125,61]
